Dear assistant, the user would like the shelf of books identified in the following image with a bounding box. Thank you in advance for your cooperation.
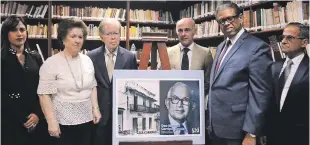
[191,1,309,40]
[1,0,309,55]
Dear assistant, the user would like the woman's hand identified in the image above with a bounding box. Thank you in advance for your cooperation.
[48,121,61,138]
[24,113,39,128]
[93,108,101,124]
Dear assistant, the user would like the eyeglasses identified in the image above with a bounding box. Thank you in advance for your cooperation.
[168,96,190,106]
[103,32,120,37]
[216,15,238,25]
[279,35,305,41]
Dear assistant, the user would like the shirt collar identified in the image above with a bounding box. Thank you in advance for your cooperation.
[8,47,30,55]
[226,28,245,46]
[285,53,304,66]
[168,114,188,133]
[104,46,118,57]
[179,42,194,52]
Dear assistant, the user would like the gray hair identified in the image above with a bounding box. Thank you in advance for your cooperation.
[167,82,191,99]
[215,2,242,17]
[285,22,309,41]
[98,18,122,35]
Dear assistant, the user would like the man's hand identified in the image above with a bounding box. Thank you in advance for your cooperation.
[242,133,256,145]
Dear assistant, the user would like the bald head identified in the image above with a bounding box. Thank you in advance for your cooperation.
[176,18,195,30]
[176,18,196,47]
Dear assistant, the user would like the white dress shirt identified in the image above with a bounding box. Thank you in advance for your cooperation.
[179,42,194,69]
[168,115,189,135]
[279,53,305,111]
[219,28,245,66]
[105,46,118,67]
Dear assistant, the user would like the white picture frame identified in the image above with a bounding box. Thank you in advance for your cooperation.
[113,70,205,145]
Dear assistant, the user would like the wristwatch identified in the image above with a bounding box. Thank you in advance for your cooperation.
[249,133,256,138]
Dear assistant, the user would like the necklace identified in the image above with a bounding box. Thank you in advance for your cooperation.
[64,51,83,92]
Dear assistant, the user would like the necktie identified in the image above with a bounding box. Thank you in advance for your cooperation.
[107,53,115,81]
[181,47,190,70]
[284,59,293,82]
[178,124,185,135]
[215,40,231,75]
[278,59,293,110]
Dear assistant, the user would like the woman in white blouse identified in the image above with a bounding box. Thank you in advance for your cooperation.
[37,18,101,145]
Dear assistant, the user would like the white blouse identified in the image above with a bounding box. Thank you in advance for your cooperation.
[37,53,97,125]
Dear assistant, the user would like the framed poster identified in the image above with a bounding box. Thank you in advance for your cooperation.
[113,70,205,145]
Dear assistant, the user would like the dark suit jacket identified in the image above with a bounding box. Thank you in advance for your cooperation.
[87,46,138,126]
[160,116,195,135]
[267,55,309,145]
[208,31,273,139]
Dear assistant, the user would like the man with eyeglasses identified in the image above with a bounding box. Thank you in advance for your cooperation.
[87,18,138,145]
[265,22,309,145]
[160,82,199,135]
[208,2,273,145]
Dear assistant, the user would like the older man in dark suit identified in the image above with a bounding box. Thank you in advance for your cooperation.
[266,22,309,145]
[87,18,138,145]
[160,82,199,135]
[208,2,273,145]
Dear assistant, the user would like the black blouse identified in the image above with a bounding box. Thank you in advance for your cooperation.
[1,48,43,127]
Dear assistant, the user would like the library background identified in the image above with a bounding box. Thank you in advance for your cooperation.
[1,0,309,145]
[1,0,309,62]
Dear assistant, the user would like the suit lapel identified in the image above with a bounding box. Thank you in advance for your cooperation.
[190,44,201,70]
[281,55,309,111]
[114,47,125,70]
[213,32,248,82]
[96,46,110,86]
[274,61,285,109]
[173,46,181,70]
[210,41,225,86]
[289,55,309,90]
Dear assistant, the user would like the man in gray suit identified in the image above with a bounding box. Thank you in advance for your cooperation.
[208,2,272,145]
[87,18,138,145]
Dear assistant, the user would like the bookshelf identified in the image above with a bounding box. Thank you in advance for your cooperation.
[1,1,309,58]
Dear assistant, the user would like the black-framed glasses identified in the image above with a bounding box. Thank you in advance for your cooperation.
[216,15,238,25]
[279,35,305,41]
[168,96,190,106]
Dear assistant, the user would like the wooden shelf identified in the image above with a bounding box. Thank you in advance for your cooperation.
[192,1,270,22]
[251,28,284,34]
[1,16,48,20]
[194,35,224,40]
[51,17,175,26]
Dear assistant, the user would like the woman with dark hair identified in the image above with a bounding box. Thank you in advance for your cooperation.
[1,16,45,145]
[37,18,101,145]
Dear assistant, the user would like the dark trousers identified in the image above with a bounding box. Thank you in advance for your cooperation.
[54,121,92,145]
[2,120,52,145]
[91,118,112,145]
[36,120,54,145]
[2,124,34,145]
[210,132,242,145]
